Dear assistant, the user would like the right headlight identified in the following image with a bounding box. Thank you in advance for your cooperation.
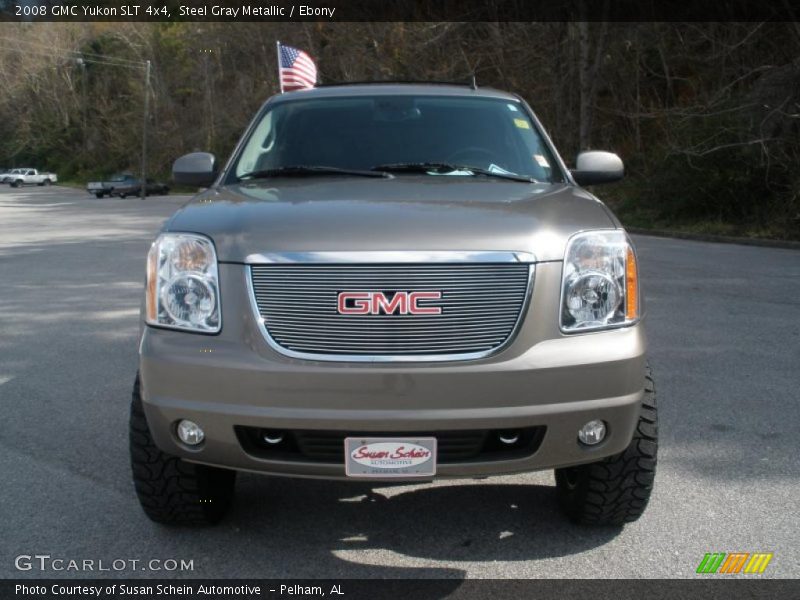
[146,233,221,333]
[560,230,640,332]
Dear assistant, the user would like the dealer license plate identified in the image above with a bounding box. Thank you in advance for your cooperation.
[344,437,437,478]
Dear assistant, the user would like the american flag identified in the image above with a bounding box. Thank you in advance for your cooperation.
[278,43,317,92]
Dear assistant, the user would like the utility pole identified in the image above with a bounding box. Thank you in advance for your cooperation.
[76,57,87,169]
[0,40,151,184]
[140,59,151,200]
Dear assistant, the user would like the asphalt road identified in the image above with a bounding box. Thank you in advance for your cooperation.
[1,185,798,580]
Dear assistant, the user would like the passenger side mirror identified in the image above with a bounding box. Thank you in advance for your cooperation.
[172,152,218,187]
[571,151,624,186]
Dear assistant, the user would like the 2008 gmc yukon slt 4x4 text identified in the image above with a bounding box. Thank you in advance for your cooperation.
[130,83,657,526]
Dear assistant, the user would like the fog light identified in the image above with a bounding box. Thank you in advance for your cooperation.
[498,431,520,445]
[261,430,284,445]
[578,420,606,445]
[177,419,205,446]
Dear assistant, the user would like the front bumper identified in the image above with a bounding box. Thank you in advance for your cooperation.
[139,262,647,480]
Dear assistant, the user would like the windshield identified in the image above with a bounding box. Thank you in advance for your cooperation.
[231,95,562,183]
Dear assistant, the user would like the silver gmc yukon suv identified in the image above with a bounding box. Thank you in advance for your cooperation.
[131,83,657,526]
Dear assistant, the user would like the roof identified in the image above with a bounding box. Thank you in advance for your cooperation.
[271,83,521,103]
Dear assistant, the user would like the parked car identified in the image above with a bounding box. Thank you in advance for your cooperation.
[87,173,136,198]
[115,178,170,198]
[1,168,25,184]
[132,83,655,527]
[7,168,57,187]
[88,174,169,198]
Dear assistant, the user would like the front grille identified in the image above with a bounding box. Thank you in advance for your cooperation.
[249,263,531,358]
[235,427,547,464]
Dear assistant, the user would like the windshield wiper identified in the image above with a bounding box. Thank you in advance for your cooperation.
[371,162,538,183]
[239,165,390,180]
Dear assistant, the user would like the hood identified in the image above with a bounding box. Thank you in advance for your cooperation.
[165,177,616,263]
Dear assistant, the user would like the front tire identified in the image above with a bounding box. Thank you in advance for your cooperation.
[555,364,657,526]
[129,375,236,525]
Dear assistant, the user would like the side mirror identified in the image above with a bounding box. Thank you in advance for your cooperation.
[571,151,624,186]
[172,152,217,187]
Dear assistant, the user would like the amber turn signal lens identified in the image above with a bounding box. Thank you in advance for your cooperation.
[146,244,158,322]
[625,246,638,320]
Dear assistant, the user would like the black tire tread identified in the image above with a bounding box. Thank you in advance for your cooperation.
[556,364,658,526]
[129,375,235,525]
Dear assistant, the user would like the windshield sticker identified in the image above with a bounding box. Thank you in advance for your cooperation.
[534,154,550,168]
[514,118,530,129]
[507,104,519,112]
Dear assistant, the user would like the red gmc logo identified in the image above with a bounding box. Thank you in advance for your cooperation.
[337,291,442,315]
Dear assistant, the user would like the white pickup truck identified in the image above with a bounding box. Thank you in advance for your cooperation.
[7,168,58,187]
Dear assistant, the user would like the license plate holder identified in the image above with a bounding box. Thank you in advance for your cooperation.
[344,437,437,478]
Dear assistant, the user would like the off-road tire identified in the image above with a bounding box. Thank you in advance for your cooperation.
[555,364,657,526]
[129,375,236,525]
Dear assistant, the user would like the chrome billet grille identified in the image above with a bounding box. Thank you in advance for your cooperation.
[249,264,532,359]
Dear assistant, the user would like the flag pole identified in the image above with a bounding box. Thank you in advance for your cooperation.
[275,40,284,94]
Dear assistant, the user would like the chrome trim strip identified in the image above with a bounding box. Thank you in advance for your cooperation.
[245,262,535,363]
[245,250,537,264]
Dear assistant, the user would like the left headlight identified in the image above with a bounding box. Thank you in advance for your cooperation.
[560,229,640,333]
[146,233,221,333]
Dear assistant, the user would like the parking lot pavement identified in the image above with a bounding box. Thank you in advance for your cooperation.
[1,185,798,579]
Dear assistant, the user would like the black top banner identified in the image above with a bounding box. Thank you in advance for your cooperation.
[1,0,798,22]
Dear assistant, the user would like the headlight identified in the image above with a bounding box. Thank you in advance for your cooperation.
[560,230,639,332]
[146,233,221,333]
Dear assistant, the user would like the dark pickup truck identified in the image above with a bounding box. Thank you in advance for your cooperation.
[87,174,169,198]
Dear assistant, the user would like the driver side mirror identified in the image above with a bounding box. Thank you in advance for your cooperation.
[571,151,624,186]
[172,152,218,187]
